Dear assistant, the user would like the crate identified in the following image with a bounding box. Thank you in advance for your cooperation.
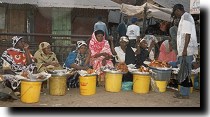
[150,68,172,81]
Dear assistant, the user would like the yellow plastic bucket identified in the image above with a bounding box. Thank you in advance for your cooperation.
[155,81,167,92]
[178,75,195,93]
[105,73,123,92]
[133,74,150,94]
[79,75,96,95]
[49,75,67,96]
[21,81,42,103]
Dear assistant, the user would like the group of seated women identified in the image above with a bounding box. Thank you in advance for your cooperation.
[1,30,178,94]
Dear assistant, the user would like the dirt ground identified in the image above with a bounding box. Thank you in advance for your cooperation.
[0,87,200,107]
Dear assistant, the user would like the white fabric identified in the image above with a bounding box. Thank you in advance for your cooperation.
[120,36,129,42]
[143,35,158,60]
[114,47,125,63]
[163,40,170,53]
[126,24,140,40]
[120,3,172,22]
[177,12,198,56]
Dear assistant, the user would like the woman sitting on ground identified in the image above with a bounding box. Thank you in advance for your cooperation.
[34,42,62,72]
[1,36,37,96]
[89,30,114,86]
[64,41,90,88]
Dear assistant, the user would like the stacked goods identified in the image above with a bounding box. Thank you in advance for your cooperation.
[21,71,29,79]
[86,69,95,74]
[149,60,170,68]
[116,62,128,72]
[138,66,149,72]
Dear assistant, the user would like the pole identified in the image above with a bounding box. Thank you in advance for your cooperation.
[142,3,147,38]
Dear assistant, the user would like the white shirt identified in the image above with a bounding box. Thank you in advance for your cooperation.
[126,24,140,40]
[114,47,125,63]
[177,12,198,56]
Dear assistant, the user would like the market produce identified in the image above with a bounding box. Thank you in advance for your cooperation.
[138,66,149,72]
[86,69,95,74]
[116,62,128,72]
[149,60,170,68]
[21,71,29,78]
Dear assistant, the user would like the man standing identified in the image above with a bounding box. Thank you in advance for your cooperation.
[94,16,109,40]
[117,16,128,39]
[172,4,198,99]
[126,17,140,48]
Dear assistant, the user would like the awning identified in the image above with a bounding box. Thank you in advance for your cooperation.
[121,3,172,22]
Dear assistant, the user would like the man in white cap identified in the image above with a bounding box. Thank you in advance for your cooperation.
[126,17,140,48]
[172,4,198,99]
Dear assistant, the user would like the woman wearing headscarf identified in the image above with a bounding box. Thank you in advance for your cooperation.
[64,40,89,70]
[1,36,37,74]
[89,30,113,86]
[34,42,62,72]
[158,40,177,62]
[64,40,90,88]
[1,36,37,96]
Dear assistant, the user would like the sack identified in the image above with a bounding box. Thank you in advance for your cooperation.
[177,57,190,83]
[0,82,18,101]
[150,77,159,92]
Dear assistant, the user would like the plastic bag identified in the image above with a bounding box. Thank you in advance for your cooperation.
[0,82,18,101]
[177,57,190,83]
[150,77,159,92]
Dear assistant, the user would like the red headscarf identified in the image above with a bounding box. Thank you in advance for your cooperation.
[89,31,110,56]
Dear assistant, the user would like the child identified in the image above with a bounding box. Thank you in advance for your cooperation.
[135,39,155,68]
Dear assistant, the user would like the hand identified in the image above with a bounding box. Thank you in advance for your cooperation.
[182,49,187,56]
[109,36,114,41]
[82,66,89,70]
[151,40,156,46]
[101,52,108,57]
[102,59,106,66]
[23,43,29,49]
[51,61,60,67]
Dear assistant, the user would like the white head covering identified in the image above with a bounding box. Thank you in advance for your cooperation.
[77,40,87,49]
[140,38,147,43]
[12,36,23,47]
[120,36,129,42]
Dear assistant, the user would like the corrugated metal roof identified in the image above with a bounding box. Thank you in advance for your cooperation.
[0,0,38,5]
[0,0,120,9]
[153,0,190,12]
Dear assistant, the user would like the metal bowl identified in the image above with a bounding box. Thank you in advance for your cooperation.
[103,70,127,74]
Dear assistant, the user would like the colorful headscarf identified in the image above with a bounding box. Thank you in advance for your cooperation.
[89,31,106,55]
[120,36,129,42]
[39,42,50,50]
[12,36,23,47]
[77,40,87,49]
